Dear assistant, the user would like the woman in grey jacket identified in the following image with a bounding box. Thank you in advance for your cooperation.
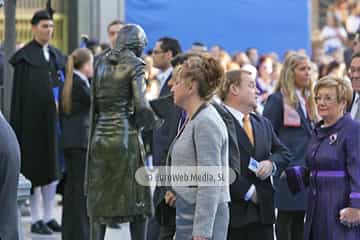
[169,54,230,240]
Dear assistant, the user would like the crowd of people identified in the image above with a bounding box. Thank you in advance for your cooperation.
[2,3,360,240]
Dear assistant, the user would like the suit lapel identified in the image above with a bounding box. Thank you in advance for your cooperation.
[220,105,239,149]
[296,105,312,135]
[226,118,241,157]
[347,93,356,113]
[250,114,261,155]
[159,73,172,97]
[219,104,241,170]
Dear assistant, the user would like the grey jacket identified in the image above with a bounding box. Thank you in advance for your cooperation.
[171,104,230,237]
[0,111,20,240]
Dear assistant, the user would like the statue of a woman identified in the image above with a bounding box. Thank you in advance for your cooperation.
[86,24,158,240]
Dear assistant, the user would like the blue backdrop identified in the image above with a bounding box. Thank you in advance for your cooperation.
[126,0,311,57]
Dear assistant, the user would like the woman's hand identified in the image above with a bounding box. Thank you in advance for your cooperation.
[164,191,176,207]
[256,160,274,180]
[339,207,360,227]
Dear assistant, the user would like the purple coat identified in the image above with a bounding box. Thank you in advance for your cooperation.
[286,113,360,240]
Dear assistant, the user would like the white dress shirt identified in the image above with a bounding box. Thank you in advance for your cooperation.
[43,44,50,62]
[156,67,173,91]
[351,92,360,119]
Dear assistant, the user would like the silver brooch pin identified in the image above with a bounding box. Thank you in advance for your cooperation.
[329,133,338,145]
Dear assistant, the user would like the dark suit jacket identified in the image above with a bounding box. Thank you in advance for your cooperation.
[151,74,182,225]
[60,73,91,150]
[0,112,20,240]
[347,92,358,113]
[152,74,182,167]
[263,92,312,210]
[344,47,353,70]
[211,102,241,173]
[217,105,291,228]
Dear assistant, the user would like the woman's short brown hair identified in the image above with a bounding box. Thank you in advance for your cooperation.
[314,76,353,107]
[173,54,224,101]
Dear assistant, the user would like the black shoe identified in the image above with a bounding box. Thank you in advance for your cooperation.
[31,220,53,235]
[46,219,62,232]
[108,222,122,229]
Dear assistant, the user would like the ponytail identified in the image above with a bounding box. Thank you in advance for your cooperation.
[61,48,93,114]
[62,54,74,114]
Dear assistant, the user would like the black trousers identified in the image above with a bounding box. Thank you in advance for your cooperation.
[158,225,175,240]
[275,210,305,240]
[62,149,90,240]
[146,216,159,240]
[147,210,175,240]
[228,222,274,240]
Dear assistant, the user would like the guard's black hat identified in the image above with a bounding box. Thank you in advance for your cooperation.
[31,9,53,25]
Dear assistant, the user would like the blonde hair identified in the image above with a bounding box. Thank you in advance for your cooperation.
[275,53,317,121]
[172,54,224,101]
[314,76,353,108]
[62,48,93,114]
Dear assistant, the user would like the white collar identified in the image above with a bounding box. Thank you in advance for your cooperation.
[350,92,360,119]
[224,104,245,127]
[295,88,308,117]
[74,70,89,87]
[355,92,360,103]
[295,89,304,99]
[157,67,173,84]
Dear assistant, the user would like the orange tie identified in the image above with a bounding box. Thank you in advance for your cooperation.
[243,114,254,145]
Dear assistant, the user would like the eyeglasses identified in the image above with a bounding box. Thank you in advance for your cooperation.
[314,95,338,104]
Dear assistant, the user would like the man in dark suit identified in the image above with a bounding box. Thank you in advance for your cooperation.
[218,69,291,240]
[148,37,182,240]
[0,111,20,240]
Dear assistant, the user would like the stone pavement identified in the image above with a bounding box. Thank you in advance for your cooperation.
[21,203,131,240]
[21,171,158,240]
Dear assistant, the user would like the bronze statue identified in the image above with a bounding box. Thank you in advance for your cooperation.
[86,24,159,240]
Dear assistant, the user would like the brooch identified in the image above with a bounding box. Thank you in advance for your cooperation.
[329,133,338,145]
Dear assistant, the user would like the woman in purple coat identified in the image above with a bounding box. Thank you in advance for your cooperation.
[286,76,360,240]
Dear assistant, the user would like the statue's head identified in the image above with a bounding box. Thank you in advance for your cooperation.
[115,24,147,57]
